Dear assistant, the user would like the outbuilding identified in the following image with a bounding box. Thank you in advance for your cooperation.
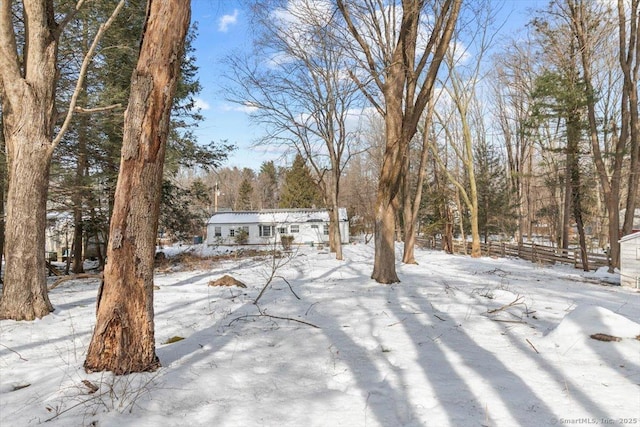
[619,232,640,288]
[206,208,349,246]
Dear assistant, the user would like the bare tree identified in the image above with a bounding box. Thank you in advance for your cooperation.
[84,0,190,374]
[0,0,124,320]
[491,37,538,245]
[565,0,634,269]
[429,4,502,258]
[336,0,461,283]
[618,0,640,236]
[225,0,363,260]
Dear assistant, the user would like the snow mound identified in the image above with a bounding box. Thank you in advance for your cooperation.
[591,266,621,285]
[543,305,640,354]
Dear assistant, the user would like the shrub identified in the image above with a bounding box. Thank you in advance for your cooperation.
[234,228,249,245]
[280,235,294,250]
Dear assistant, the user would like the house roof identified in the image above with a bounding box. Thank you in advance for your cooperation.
[207,208,348,225]
[619,231,640,243]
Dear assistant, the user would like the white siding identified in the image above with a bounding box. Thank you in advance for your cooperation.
[619,232,640,288]
[206,209,349,246]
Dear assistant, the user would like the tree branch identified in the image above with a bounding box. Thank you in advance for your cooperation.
[74,103,123,114]
[52,0,126,150]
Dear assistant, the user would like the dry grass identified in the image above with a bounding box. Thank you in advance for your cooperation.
[155,248,280,272]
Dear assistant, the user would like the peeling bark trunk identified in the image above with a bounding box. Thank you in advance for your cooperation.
[84,0,190,374]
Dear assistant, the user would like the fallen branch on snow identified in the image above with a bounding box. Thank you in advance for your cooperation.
[487,295,525,314]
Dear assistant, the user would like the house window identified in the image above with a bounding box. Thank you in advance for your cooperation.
[290,225,299,233]
[214,226,222,237]
[323,224,329,235]
[310,224,319,229]
[277,226,287,234]
[259,225,274,237]
[229,229,235,237]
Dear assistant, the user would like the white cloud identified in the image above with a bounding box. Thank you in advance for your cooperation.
[193,98,210,111]
[221,102,259,114]
[218,9,239,32]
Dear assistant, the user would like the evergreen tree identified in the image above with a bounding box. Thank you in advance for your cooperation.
[474,139,516,242]
[279,155,323,208]
[258,161,279,209]
[238,178,254,210]
[158,179,211,241]
[51,17,232,259]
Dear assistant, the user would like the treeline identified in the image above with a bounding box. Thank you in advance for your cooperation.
[0,1,638,324]
[221,0,638,275]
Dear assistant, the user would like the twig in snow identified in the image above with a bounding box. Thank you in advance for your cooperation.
[487,295,525,314]
[0,343,28,361]
[278,276,300,300]
[526,338,539,354]
[387,317,406,327]
[305,302,320,316]
[228,313,319,329]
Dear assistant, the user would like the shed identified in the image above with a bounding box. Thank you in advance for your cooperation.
[206,208,349,246]
[619,232,640,288]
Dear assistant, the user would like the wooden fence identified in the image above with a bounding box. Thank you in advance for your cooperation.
[417,238,609,271]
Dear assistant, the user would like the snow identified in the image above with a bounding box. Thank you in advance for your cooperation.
[1,243,639,427]
[206,208,349,225]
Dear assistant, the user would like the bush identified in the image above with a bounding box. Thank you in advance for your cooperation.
[234,228,249,245]
[280,235,294,250]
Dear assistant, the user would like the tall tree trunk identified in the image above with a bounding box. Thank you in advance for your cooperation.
[329,177,343,261]
[567,114,589,270]
[570,0,627,270]
[621,0,640,235]
[0,0,58,319]
[72,101,88,274]
[371,66,407,283]
[0,112,5,282]
[0,139,54,319]
[84,0,190,374]
[402,102,435,264]
[0,0,124,320]
[337,0,460,284]
[329,207,343,261]
[561,161,571,250]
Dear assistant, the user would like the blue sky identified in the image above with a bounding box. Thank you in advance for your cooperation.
[189,0,547,172]
[189,0,269,171]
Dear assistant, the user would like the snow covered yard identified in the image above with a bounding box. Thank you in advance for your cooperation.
[1,243,638,427]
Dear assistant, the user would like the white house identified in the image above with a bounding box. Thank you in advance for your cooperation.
[619,232,640,289]
[206,208,349,246]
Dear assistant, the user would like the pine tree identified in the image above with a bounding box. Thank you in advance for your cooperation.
[238,178,254,210]
[258,161,279,209]
[279,155,323,209]
[474,139,516,242]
